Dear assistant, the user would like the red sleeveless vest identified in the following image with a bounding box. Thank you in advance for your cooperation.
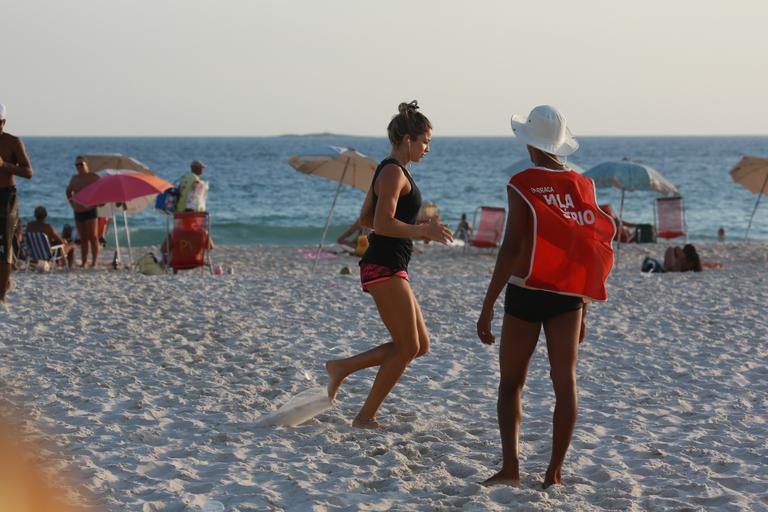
[508,167,616,301]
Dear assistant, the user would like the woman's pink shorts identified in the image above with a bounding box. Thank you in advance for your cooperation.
[359,262,409,292]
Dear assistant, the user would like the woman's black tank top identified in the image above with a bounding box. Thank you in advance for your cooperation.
[360,158,422,271]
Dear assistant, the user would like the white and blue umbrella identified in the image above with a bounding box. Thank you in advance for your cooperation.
[584,160,678,257]
[502,158,587,176]
[585,160,678,195]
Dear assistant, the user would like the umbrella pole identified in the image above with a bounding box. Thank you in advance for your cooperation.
[744,173,768,242]
[314,160,350,269]
[123,209,134,269]
[112,213,121,268]
[616,189,625,264]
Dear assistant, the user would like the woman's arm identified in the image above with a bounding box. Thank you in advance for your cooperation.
[477,188,529,345]
[373,164,451,243]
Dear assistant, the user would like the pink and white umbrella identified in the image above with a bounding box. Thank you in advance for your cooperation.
[73,173,172,268]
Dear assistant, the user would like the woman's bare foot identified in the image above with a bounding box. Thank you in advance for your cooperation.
[325,360,347,400]
[480,470,520,487]
[543,467,562,489]
[352,416,384,430]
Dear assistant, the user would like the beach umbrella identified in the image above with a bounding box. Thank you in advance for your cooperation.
[72,173,172,268]
[288,146,376,264]
[729,155,768,241]
[80,154,152,174]
[584,160,678,258]
[79,154,157,261]
[502,158,587,175]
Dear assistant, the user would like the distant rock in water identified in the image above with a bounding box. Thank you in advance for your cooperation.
[278,132,348,138]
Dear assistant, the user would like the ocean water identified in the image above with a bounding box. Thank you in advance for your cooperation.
[12,135,768,247]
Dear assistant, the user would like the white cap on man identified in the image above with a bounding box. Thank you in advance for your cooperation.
[0,104,6,120]
[191,159,206,169]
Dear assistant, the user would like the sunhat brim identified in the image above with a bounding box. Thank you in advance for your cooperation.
[510,113,579,157]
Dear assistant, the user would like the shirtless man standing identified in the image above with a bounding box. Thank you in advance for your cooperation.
[66,157,100,267]
[0,103,34,302]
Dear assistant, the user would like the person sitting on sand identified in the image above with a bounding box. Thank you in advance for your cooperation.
[336,219,371,257]
[477,105,615,488]
[26,206,75,268]
[600,204,638,243]
[641,244,702,273]
[325,101,453,429]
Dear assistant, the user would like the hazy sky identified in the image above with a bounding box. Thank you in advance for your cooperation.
[3,0,767,136]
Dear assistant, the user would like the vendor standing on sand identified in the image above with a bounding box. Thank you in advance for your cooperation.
[0,103,34,303]
[477,105,615,488]
[66,156,100,268]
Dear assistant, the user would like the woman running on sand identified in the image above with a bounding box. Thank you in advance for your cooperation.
[477,105,615,488]
[326,101,453,429]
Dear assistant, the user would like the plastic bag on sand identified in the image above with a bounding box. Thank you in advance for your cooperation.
[256,387,333,427]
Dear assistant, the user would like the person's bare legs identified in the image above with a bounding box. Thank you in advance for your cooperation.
[75,220,88,267]
[82,217,99,267]
[325,277,423,428]
[482,314,541,487]
[541,308,582,488]
[0,261,10,302]
[65,244,75,268]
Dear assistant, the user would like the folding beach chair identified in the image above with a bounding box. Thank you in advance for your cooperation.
[23,231,69,272]
[654,196,687,242]
[467,206,506,253]
[169,211,212,274]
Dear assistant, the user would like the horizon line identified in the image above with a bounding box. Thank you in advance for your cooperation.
[14,132,768,139]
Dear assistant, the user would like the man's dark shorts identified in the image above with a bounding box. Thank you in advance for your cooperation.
[0,187,19,264]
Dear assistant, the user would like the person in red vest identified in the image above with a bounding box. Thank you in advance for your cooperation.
[476,105,616,488]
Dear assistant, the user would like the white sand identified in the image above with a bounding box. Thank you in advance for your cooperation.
[1,242,767,511]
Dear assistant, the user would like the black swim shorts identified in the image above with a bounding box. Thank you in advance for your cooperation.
[504,283,584,323]
[0,187,19,264]
[74,208,98,222]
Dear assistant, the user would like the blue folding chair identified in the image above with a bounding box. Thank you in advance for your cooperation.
[23,231,68,272]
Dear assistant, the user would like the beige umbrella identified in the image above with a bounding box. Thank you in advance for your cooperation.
[730,155,768,241]
[80,154,152,175]
[288,146,376,264]
[288,146,375,191]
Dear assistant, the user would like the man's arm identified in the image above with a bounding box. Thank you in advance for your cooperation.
[47,226,64,246]
[0,138,33,179]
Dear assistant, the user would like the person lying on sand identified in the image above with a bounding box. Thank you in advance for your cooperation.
[641,244,702,273]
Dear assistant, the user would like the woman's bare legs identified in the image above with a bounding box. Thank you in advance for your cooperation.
[541,308,582,488]
[482,314,541,487]
[325,277,426,428]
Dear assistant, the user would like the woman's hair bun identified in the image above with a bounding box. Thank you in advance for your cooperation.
[398,100,419,115]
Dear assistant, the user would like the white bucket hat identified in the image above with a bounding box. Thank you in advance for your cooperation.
[510,105,578,156]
